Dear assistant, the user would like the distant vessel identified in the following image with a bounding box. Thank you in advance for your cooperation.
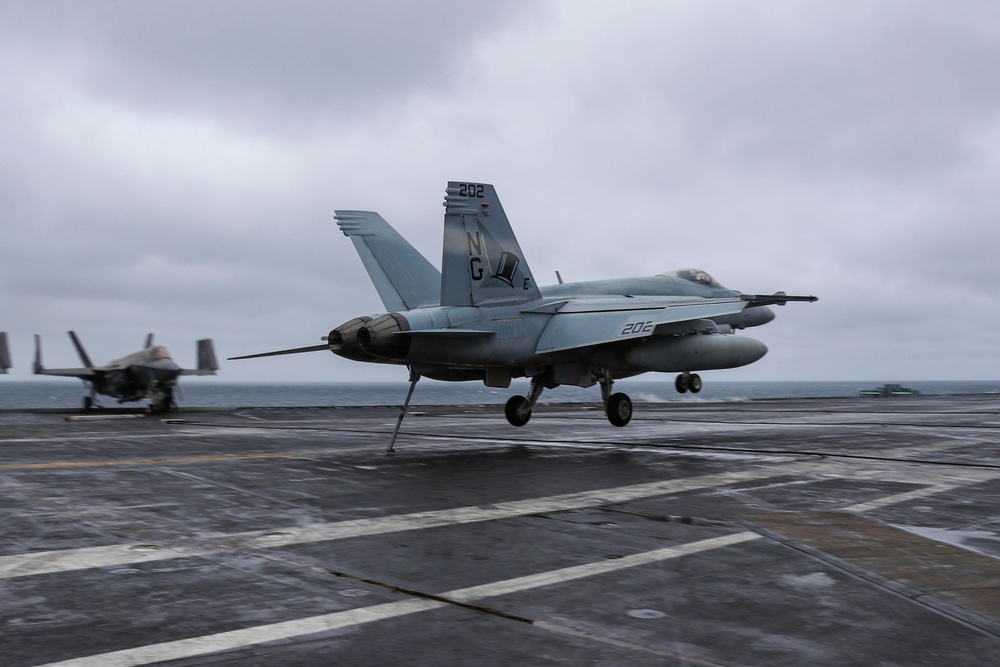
[859,383,920,397]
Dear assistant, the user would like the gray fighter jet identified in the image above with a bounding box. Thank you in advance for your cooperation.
[34,332,219,413]
[232,182,815,448]
[0,332,10,373]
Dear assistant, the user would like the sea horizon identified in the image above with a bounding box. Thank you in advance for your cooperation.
[1,379,998,410]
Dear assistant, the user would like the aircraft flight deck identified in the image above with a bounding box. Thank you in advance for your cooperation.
[2,395,999,666]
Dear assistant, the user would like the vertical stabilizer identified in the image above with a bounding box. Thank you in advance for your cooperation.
[335,211,441,311]
[196,339,219,374]
[441,182,541,306]
[33,335,42,373]
[144,333,154,348]
[182,339,219,376]
[0,332,10,373]
[67,331,94,368]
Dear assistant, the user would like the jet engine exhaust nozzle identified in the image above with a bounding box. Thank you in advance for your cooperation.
[357,313,411,359]
[329,317,371,350]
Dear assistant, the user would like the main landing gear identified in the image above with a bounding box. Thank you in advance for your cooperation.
[148,382,176,415]
[504,371,633,428]
[82,384,100,412]
[675,372,702,394]
[600,370,632,427]
[504,376,544,427]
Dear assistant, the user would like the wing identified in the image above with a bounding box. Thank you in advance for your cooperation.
[534,296,748,354]
[34,367,97,379]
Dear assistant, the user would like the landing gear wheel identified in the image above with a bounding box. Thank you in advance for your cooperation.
[675,374,689,394]
[83,396,93,412]
[606,392,633,427]
[688,374,702,394]
[505,395,532,427]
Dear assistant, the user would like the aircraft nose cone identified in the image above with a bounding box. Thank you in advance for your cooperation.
[138,359,182,381]
[146,358,181,372]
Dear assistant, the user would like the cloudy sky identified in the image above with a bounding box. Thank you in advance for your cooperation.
[2,1,998,384]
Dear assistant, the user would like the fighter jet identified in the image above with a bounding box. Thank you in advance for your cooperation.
[34,332,219,413]
[232,182,815,449]
[0,332,11,373]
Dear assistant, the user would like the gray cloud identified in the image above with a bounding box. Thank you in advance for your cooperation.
[2,1,998,384]
[0,1,538,129]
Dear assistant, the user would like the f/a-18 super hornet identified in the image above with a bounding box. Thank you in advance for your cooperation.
[34,332,219,413]
[232,181,816,449]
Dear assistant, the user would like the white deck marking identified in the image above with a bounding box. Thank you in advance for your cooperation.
[7,442,1000,581]
[0,466,791,580]
[33,533,761,667]
[26,480,987,667]
[840,482,973,513]
[11,438,999,665]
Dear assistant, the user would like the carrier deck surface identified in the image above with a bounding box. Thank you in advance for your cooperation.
[2,396,999,666]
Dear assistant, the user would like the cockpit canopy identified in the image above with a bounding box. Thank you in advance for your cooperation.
[145,345,172,361]
[659,268,725,288]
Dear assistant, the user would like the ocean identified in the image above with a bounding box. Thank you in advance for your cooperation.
[1,379,998,410]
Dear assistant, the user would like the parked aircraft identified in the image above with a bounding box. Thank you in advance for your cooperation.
[0,332,10,373]
[34,332,219,413]
[232,182,816,449]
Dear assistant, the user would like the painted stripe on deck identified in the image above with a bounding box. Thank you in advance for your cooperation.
[841,482,971,513]
[0,466,790,579]
[0,447,370,470]
[33,532,760,667]
[6,458,996,581]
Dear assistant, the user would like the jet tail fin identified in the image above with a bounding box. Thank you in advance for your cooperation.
[335,211,440,311]
[32,334,95,378]
[68,331,95,369]
[144,333,154,348]
[0,332,10,373]
[441,182,541,306]
[182,339,219,376]
[32,334,42,373]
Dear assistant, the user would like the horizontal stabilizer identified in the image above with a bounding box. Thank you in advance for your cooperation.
[228,343,329,361]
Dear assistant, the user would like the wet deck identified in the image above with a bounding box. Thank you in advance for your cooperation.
[2,395,999,666]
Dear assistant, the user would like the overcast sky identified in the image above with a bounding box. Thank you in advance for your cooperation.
[2,1,998,385]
